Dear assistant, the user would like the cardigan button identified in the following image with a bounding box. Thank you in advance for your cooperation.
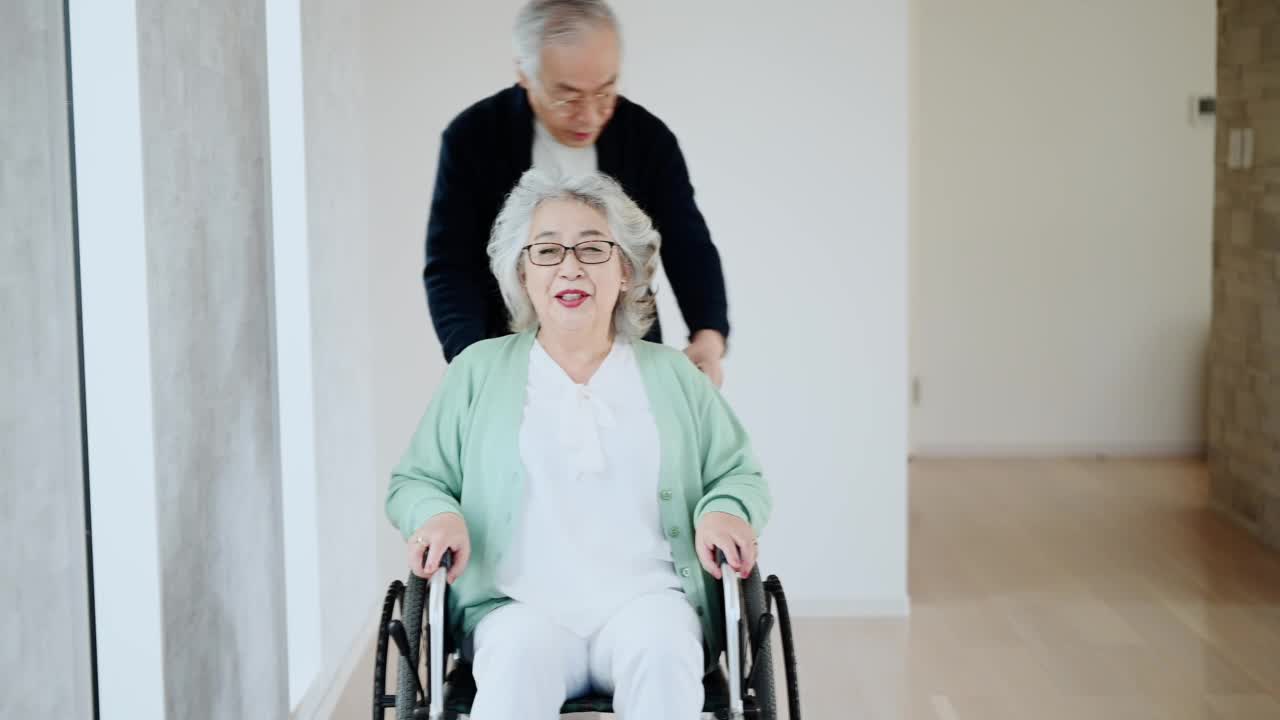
[668,527,681,538]
[680,567,692,578]
[660,489,673,501]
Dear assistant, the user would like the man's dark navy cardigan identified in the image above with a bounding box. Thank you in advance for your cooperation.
[423,84,729,362]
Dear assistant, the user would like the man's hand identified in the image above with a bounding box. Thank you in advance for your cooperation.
[685,329,726,388]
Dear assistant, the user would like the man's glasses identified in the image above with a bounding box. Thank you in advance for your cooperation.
[545,91,618,118]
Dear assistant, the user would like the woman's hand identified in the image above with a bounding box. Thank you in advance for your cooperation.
[695,511,756,580]
[406,512,471,583]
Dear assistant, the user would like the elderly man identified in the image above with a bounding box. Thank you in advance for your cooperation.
[423,0,730,386]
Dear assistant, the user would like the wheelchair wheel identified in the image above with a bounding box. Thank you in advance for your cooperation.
[743,570,778,719]
[373,580,404,719]
[396,574,427,720]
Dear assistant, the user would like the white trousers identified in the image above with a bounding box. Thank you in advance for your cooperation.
[469,590,704,720]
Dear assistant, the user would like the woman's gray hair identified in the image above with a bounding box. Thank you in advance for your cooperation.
[488,170,660,341]
[514,0,620,85]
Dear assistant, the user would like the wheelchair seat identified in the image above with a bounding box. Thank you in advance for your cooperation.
[439,660,735,717]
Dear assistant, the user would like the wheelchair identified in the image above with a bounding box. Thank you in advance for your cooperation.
[372,550,801,719]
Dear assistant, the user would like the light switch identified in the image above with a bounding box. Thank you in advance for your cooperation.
[1189,95,1215,127]
[1228,128,1255,170]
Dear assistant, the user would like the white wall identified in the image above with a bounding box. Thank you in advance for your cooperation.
[299,0,378,695]
[362,0,524,596]
[363,0,909,613]
[269,0,380,713]
[910,0,1217,456]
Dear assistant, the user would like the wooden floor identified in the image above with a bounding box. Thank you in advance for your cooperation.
[337,459,1280,719]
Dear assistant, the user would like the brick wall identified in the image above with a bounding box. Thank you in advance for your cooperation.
[1209,0,1280,548]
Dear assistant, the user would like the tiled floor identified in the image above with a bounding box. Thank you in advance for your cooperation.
[337,458,1280,719]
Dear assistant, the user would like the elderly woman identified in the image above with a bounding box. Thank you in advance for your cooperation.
[385,170,769,720]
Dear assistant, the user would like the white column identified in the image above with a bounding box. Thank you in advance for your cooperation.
[67,2,165,717]
[265,0,323,708]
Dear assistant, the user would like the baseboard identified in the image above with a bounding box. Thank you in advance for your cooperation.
[290,600,378,720]
[910,443,1205,460]
[785,594,911,618]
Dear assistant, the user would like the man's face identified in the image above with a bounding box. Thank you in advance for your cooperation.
[519,26,620,148]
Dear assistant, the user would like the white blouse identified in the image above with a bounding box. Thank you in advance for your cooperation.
[496,338,683,637]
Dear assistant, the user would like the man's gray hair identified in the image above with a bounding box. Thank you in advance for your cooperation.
[488,169,659,341]
[514,0,620,85]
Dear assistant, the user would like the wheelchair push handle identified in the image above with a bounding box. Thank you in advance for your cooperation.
[409,547,450,719]
[715,547,750,573]
[420,546,454,572]
[717,547,746,719]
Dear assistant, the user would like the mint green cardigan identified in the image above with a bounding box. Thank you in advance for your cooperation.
[385,330,770,658]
